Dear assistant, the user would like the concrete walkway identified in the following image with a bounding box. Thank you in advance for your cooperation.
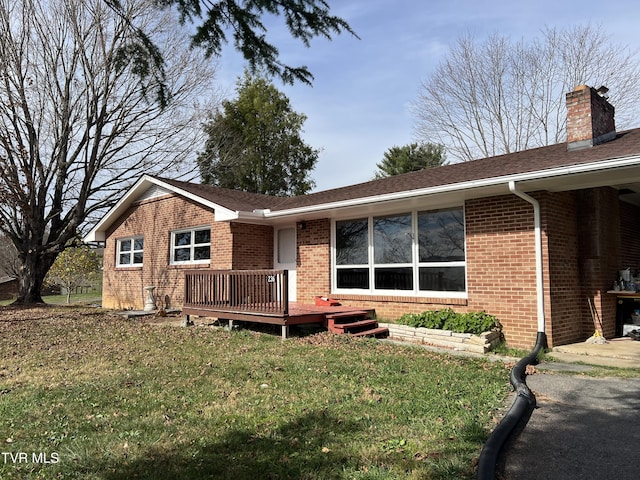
[549,336,640,369]
[500,337,640,480]
[501,373,640,479]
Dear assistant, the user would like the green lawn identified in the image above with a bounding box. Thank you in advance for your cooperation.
[0,291,102,307]
[0,306,511,479]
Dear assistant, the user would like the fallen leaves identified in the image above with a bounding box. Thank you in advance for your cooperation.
[0,304,510,480]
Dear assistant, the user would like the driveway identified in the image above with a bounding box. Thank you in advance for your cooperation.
[500,371,640,479]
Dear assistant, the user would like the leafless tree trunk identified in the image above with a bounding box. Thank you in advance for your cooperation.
[0,0,218,303]
[414,25,640,162]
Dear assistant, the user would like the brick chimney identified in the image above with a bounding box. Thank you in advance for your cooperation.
[566,85,616,151]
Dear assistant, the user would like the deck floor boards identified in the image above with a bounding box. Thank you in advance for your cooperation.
[183,302,372,326]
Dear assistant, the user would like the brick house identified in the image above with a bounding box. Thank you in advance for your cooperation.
[86,85,640,348]
[0,276,18,301]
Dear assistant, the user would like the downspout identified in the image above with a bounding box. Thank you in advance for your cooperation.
[477,181,547,479]
[508,181,546,335]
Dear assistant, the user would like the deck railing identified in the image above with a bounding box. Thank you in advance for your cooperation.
[184,269,289,316]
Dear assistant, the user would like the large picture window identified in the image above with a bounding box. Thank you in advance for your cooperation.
[336,218,369,289]
[334,208,466,296]
[170,227,211,264]
[417,209,465,293]
[117,237,144,267]
[374,214,413,290]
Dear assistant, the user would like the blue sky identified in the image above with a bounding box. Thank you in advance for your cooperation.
[215,0,640,192]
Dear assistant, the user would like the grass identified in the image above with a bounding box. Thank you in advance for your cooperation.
[0,306,512,479]
[0,291,102,307]
[490,340,542,359]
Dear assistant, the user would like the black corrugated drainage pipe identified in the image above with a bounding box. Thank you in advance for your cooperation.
[477,181,548,479]
[477,331,547,480]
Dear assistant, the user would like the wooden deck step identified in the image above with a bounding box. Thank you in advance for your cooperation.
[322,308,386,338]
[331,319,379,331]
[325,310,369,321]
[326,310,370,334]
[351,326,390,338]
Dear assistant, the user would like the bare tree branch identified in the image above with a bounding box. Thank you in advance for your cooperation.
[0,0,219,303]
[414,24,640,162]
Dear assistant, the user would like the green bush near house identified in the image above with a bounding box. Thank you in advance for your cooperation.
[397,308,500,335]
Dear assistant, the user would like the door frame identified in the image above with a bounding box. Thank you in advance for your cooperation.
[274,225,297,302]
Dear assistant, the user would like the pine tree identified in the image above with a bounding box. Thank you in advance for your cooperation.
[374,143,446,178]
[198,72,319,196]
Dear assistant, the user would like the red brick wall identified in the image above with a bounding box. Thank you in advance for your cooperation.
[576,188,621,339]
[538,191,586,345]
[330,294,468,320]
[294,192,621,349]
[296,219,331,302]
[104,187,630,347]
[103,194,221,310]
[230,222,273,270]
[465,195,539,347]
[566,85,615,145]
[103,193,276,310]
[295,198,544,348]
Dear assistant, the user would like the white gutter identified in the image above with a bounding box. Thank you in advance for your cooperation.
[508,181,546,334]
[263,154,640,220]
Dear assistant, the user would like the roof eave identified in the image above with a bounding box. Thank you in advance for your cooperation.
[83,175,244,242]
[84,153,640,239]
[263,154,640,220]
[84,175,153,243]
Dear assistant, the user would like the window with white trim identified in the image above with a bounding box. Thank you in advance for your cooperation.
[334,207,466,296]
[170,227,211,264]
[117,237,144,267]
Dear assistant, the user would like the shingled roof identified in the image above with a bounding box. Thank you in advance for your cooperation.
[156,127,640,213]
[86,123,640,244]
[157,177,283,212]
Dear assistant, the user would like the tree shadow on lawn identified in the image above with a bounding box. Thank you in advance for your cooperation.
[94,410,364,480]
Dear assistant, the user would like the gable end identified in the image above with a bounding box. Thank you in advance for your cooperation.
[133,184,172,204]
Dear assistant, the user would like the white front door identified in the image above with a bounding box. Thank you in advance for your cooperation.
[274,226,297,302]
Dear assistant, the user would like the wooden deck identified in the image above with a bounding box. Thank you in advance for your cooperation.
[288,302,376,324]
[183,301,374,339]
[182,269,380,338]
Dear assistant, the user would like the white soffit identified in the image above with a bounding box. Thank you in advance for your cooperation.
[263,154,640,220]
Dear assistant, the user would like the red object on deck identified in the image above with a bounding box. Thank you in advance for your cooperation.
[314,296,341,306]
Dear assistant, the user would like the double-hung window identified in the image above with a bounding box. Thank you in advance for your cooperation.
[117,237,144,267]
[334,207,466,296]
[170,227,211,265]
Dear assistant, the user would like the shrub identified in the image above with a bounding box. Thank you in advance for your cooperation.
[398,309,457,329]
[397,309,500,335]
